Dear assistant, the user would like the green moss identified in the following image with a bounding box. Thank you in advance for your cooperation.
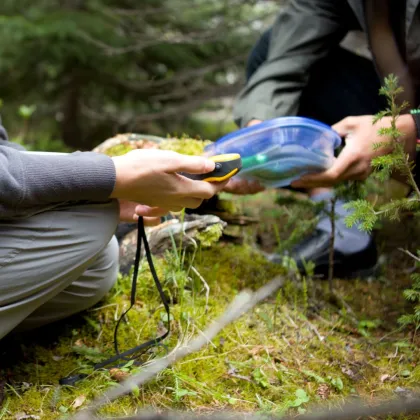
[3,193,420,419]
[103,143,136,156]
[159,138,212,156]
[195,223,224,247]
[215,198,238,214]
[102,136,211,158]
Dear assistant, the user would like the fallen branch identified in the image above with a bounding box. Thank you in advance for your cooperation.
[72,393,420,420]
[71,276,286,420]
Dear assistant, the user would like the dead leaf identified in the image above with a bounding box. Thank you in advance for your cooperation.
[380,374,390,383]
[317,384,330,400]
[226,366,252,382]
[74,339,84,347]
[247,345,276,357]
[341,367,355,377]
[156,321,168,337]
[341,365,362,382]
[71,395,86,409]
[110,368,130,382]
[15,415,40,420]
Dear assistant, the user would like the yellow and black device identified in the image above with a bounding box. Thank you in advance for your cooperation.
[180,153,242,182]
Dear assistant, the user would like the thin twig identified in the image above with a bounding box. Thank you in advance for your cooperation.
[399,247,420,263]
[190,266,210,313]
[72,394,420,420]
[304,320,325,342]
[328,197,337,291]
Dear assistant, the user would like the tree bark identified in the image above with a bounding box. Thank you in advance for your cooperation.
[61,69,85,149]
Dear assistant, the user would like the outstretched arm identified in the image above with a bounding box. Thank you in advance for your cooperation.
[233,0,350,127]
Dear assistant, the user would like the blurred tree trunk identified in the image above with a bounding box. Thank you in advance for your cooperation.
[61,69,84,149]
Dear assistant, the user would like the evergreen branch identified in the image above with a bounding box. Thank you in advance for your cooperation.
[75,14,269,56]
[107,54,248,93]
[80,81,242,125]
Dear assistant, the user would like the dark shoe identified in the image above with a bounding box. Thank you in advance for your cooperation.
[267,229,379,279]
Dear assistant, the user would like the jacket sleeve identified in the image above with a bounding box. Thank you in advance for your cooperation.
[0,146,116,219]
[233,0,350,127]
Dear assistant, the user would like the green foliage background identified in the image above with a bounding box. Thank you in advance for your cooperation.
[0,0,276,150]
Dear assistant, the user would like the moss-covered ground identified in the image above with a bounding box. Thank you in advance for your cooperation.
[2,190,420,419]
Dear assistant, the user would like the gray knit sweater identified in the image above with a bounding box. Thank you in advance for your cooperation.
[0,123,116,219]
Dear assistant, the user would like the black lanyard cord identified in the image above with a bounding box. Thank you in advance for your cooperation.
[60,216,171,385]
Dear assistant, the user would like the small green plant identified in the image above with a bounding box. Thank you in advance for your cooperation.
[252,367,270,389]
[328,376,344,392]
[288,388,310,414]
[18,104,37,120]
[326,179,378,287]
[345,74,420,333]
[17,104,36,143]
[345,74,420,229]
[397,252,420,334]
[275,182,372,290]
[358,318,381,337]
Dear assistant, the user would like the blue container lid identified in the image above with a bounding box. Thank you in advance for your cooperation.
[205,116,341,157]
[204,116,342,188]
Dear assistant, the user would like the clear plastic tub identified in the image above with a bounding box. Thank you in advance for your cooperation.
[204,117,342,187]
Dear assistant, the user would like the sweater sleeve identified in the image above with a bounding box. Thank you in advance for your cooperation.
[0,143,116,220]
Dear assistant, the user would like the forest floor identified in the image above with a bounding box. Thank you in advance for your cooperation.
[1,189,420,419]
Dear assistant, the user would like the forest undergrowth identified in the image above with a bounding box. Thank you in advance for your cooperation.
[1,189,420,420]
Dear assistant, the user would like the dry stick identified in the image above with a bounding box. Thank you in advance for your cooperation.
[71,276,286,420]
[190,266,210,313]
[399,247,420,263]
[281,395,420,420]
[70,271,420,420]
[78,394,420,420]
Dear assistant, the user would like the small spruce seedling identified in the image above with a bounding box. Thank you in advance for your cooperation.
[344,74,420,335]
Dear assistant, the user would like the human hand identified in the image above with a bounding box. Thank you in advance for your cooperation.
[221,119,266,195]
[118,200,168,226]
[247,119,263,127]
[291,115,417,189]
[111,149,228,211]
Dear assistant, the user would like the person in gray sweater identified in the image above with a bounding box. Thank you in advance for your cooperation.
[0,122,226,341]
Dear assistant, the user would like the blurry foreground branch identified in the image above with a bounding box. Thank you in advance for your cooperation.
[71,276,286,420]
[70,268,420,420]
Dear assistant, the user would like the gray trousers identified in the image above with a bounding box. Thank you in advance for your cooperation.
[0,200,120,340]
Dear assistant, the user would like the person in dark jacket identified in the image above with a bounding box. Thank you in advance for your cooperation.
[0,119,226,341]
[228,0,420,279]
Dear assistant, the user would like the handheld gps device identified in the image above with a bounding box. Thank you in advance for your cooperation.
[180,153,242,182]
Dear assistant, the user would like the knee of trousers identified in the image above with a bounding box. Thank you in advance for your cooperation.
[93,200,120,251]
[74,199,120,263]
[88,235,120,305]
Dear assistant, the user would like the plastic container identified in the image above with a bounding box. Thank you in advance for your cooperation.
[204,117,342,188]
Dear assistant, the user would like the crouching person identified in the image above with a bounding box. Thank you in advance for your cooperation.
[0,122,226,340]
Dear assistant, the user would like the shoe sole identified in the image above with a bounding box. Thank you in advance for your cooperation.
[342,256,384,280]
[262,251,382,280]
[316,256,384,280]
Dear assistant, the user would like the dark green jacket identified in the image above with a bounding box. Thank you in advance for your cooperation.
[233,0,420,127]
